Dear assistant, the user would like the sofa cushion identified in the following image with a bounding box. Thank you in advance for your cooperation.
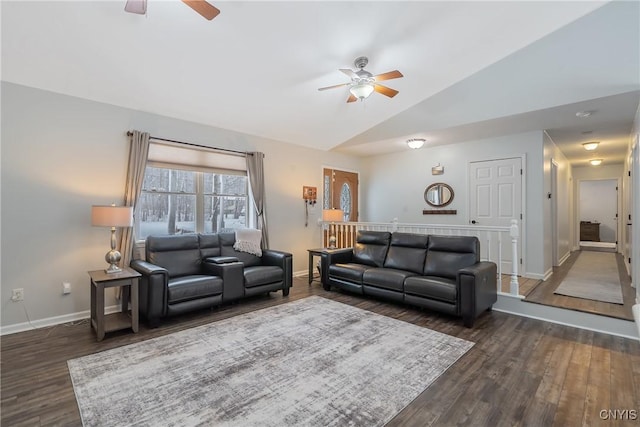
[329,263,372,284]
[424,235,479,279]
[198,233,221,259]
[167,275,223,304]
[352,231,391,267]
[404,275,457,303]
[363,268,417,292]
[146,235,202,278]
[383,233,429,274]
[243,266,283,288]
[219,233,261,267]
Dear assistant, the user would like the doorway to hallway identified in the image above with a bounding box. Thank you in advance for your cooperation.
[578,179,618,251]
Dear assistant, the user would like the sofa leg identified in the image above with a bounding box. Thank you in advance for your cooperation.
[486,306,493,312]
[282,287,290,296]
[146,318,161,329]
[463,316,474,328]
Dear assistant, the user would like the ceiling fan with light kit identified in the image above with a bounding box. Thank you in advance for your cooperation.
[125,0,220,20]
[318,56,403,103]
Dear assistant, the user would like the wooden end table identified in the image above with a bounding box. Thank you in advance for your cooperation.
[307,248,341,285]
[88,267,141,341]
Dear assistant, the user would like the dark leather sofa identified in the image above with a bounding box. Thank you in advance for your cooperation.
[130,232,292,327]
[322,231,497,327]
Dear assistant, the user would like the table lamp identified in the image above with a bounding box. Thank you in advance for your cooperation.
[322,208,344,249]
[92,204,134,273]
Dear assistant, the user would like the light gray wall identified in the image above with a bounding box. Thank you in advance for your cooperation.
[1,82,362,329]
[543,132,572,273]
[360,131,546,278]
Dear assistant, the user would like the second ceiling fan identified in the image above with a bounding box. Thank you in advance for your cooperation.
[318,56,403,103]
[125,0,220,20]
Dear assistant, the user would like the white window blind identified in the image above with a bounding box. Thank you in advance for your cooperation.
[147,140,247,172]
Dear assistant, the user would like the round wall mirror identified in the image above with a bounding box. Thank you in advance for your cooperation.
[424,183,454,207]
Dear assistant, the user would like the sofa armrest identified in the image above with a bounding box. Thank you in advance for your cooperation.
[261,249,293,291]
[324,248,354,265]
[130,260,168,276]
[130,260,169,326]
[322,249,355,287]
[458,261,497,327]
[261,249,290,266]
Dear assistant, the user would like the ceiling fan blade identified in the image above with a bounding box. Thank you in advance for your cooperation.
[347,94,358,103]
[182,0,220,20]
[125,0,147,14]
[374,84,399,98]
[373,70,403,82]
[340,69,359,80]
[318,83,350,91]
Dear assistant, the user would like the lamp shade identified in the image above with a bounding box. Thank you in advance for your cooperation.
[349,83,374,100]
[91,205,133,227]
[322,209,344,222]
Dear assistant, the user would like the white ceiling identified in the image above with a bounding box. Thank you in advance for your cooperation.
[2,1,639,166]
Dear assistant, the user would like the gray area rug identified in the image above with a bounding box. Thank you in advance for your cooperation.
[68,296,473,427]
[554,251,624,304]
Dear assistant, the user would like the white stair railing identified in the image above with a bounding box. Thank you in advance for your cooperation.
[321,220,520,296]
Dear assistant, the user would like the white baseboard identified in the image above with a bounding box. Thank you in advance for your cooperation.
[0,304,121,336]
[293,270,309,278]
[558,251,571,266]
[524,271,547,280]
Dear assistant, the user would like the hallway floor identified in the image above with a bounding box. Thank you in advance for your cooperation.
[524,250,634,321]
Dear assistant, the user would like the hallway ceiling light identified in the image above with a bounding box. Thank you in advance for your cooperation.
[589,159,603,166]
[575,111,592,118]
[407,138,425,149]
[582,141,599,151]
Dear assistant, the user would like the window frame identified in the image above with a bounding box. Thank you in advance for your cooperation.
[135,162,250,240]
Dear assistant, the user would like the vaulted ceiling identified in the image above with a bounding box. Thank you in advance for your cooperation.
[2,1,638,165]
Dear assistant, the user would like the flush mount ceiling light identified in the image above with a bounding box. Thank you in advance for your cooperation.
[407,138,425,149]
[349,83,375,101]
[582,141,599,151]
[575,111,592,118]
[590,159,603,166]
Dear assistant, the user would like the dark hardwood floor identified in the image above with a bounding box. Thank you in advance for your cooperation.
[525,250,635,321]
[2,277,639,426]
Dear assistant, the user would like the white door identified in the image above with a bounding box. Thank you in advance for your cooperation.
[469,158,523,274]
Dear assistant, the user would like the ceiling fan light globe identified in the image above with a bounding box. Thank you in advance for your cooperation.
[349,83,374,100]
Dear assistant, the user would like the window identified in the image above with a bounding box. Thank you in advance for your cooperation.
[136,141,249,240]
[137,167,248,239]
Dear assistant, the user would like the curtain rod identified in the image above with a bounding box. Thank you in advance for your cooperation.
[127,131,252,156]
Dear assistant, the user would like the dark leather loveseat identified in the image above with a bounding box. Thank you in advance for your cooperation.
[322,231,497,327]
[130,232,292,327]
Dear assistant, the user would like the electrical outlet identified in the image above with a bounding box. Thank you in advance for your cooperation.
[11,288,24,302]
[62,282,71,295]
